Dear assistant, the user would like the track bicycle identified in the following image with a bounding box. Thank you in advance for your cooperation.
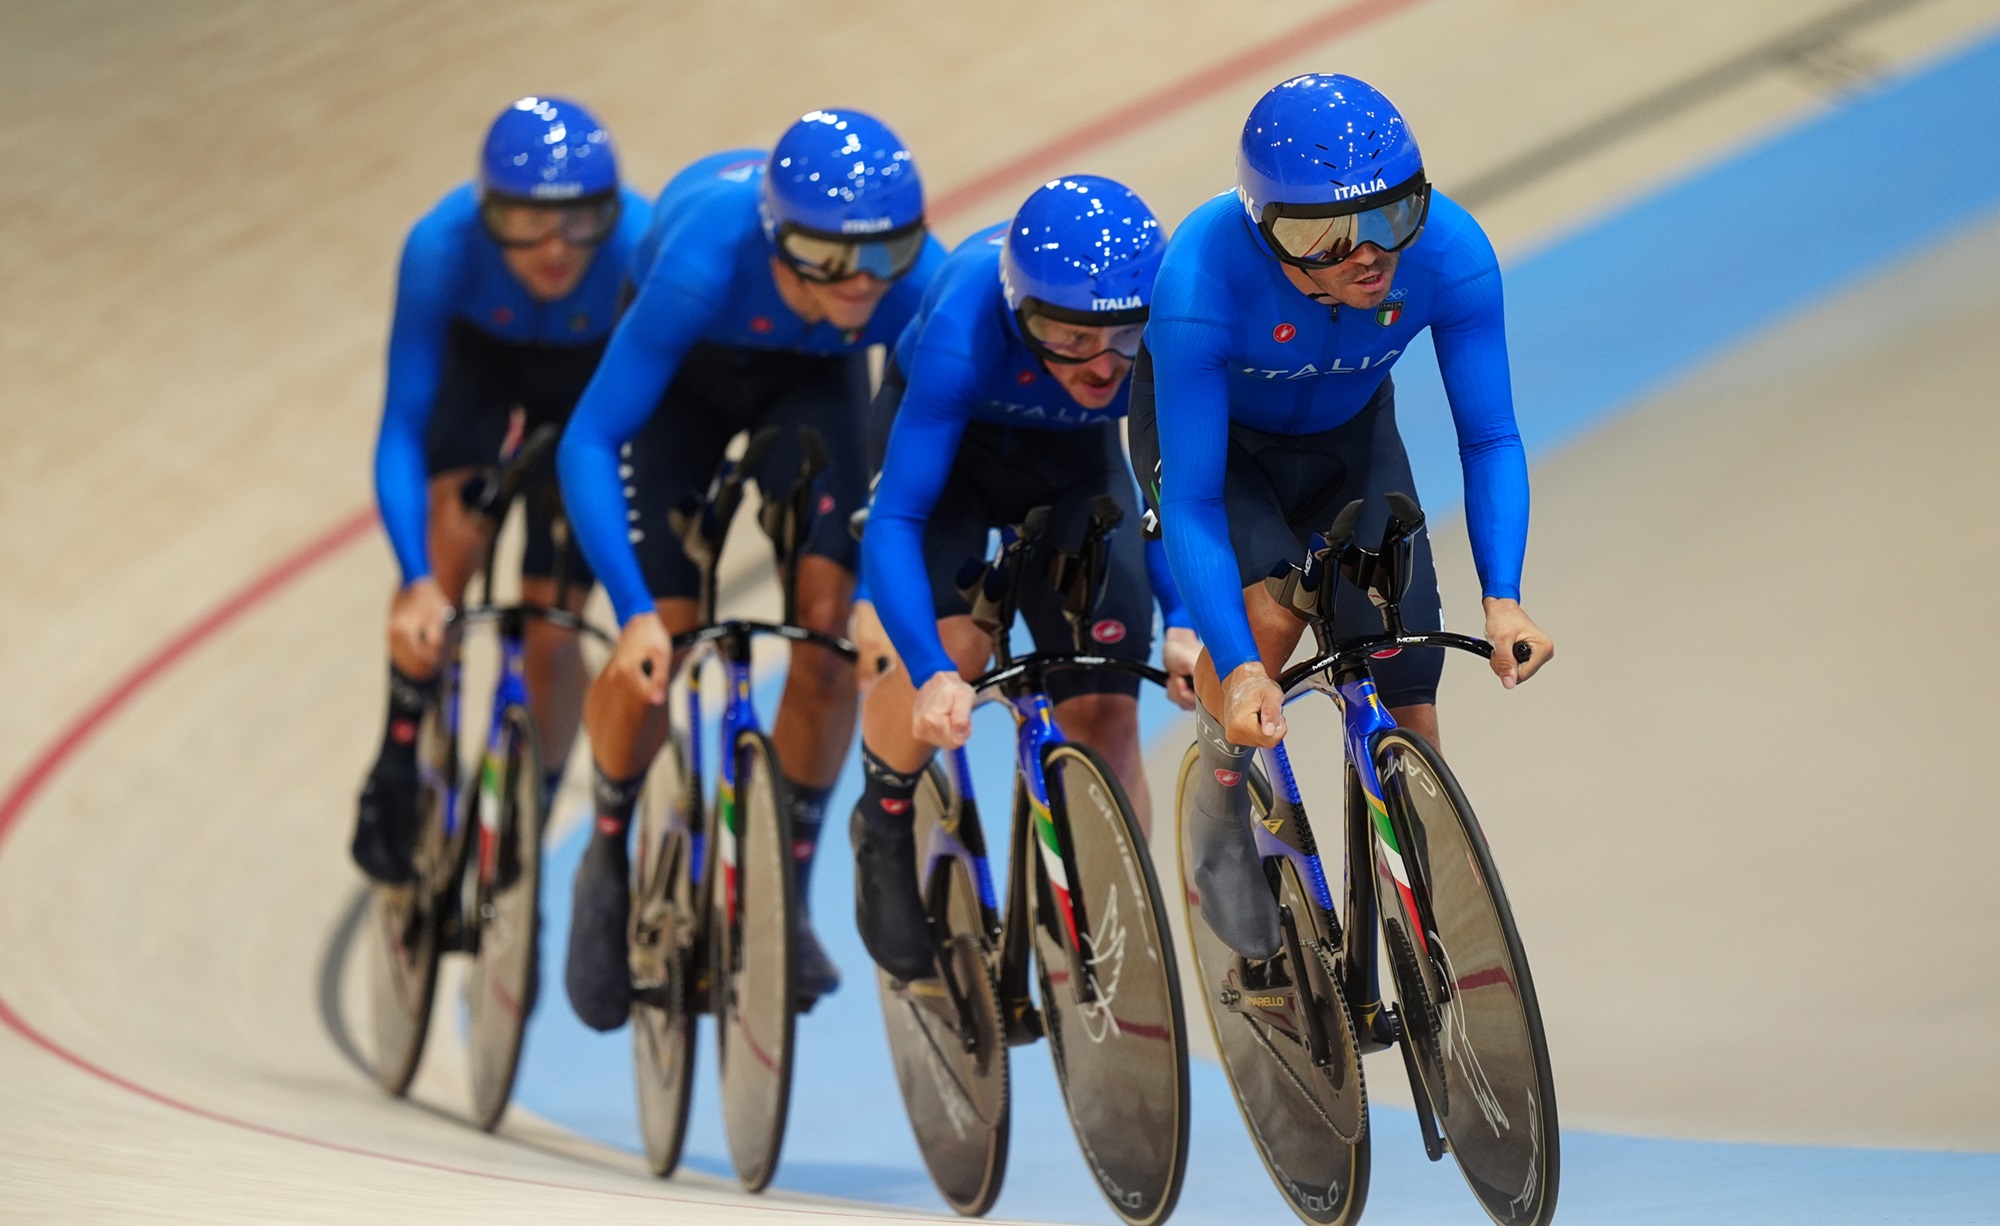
[365,424,611,1131]
[625,425,859,1191]
[871,496,1190,1225]
[1175,491,1557,1226]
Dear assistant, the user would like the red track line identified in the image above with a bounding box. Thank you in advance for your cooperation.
[0,0,1419,1201]
[926,0,1427,221]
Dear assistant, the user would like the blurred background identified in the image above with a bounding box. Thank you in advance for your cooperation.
[3,2,1999,1222]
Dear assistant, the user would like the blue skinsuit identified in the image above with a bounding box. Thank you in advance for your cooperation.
[865,224,1190,687]
[371,183,653,583]
[1144,190,1528,678]
[558,150,947,625]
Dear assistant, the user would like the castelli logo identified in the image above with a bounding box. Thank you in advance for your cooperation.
[1091,619,1126,644]
[749,315,774,334]
[818,492,836,515]
[881,797,910,815]
[596,815,625,836]
[390,720,417,745]
[1017,370,1037,385]
[1213,768,1242,787]
[491,307,515,326]
[1272,322,1296,343]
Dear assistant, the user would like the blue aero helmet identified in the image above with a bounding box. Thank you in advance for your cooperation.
[762,109,929,283]
[477,96,623,248]
[1001,174,1163,365]
[1236,73,1431,270]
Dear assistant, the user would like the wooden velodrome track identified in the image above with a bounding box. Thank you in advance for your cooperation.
[5,1,2000,1221]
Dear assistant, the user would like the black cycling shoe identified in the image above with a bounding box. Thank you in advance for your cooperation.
[351,756,419,885]
[793,917,842,1010]
[850,808,936,982]
[564,833,633,1032]
[1187,785,1283,961]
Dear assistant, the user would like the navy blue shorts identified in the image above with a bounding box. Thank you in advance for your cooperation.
[1128,349,1444,708]
[625,341,871,601]
[424,320,598,585]
[871,361,1153,702]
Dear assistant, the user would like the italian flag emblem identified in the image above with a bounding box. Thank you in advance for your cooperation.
[1375,300,1404,327]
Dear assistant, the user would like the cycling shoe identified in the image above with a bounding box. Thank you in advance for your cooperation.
[564,833,633,1031]
[793,917,842,1009]
[850,808,936,982]
[1186,762,1282,960]
[351,756,419,884]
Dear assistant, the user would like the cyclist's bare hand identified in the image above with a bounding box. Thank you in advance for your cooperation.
[1483,597,1553,689]
[608,612,672,706]
[912,671,976,749]
[1222,662,1286,747]
[1162,626,1201,711]
[388,577,451,676]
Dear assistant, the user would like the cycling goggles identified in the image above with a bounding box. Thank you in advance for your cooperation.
[773,220,929,284]
[1258,173,1431,270]
[1018,302,1147,366]
[480,192,623,249]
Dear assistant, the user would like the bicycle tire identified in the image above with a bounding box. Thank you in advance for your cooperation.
[632,732,703,1177]
[1031,743,1188,1226]
[1372,728,1558,1226]
[365,674,461,1095]
[465,704,544,1132]
[876,760,1010,1216]
[1174,746,1370,1226]
[711,728,798,1192]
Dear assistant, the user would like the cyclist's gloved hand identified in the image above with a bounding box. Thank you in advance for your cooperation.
[1162,626,1202,711]
[608,611,673,706]
[1221,662,1286,748]
[911,671,976,749]
[388,576,452,677]
[1483,597,1553,689]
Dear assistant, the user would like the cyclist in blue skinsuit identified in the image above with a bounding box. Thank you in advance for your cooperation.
[1132,74,1555,960]
[352,96,649,885]
[557,110,947,1028]
[849,177,1202,981]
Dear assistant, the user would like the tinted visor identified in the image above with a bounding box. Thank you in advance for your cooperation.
[1261,174,1430,268]
[480,191,623,249]
[1019,301,1147,365]
[775,220,928,283]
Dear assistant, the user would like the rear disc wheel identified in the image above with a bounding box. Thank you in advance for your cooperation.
[1175,746,1369,1226]
[632,733,702,1176]
[877,761,1009,1215]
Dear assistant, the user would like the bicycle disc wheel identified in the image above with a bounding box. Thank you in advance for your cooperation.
[1373,728,1558,1226]
[632,733,702,1177]
[465,705,544,1132]
[366,678,460,1095]
[710,729,797,1192]
[876,760,1009,1216]
[1174,747,1369,1226]
[1031,743,1188,1226]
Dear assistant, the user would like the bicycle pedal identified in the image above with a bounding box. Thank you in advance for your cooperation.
[1003,999,1044,1046]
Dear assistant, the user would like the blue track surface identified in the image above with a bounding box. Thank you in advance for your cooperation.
[511,29,2000,1224]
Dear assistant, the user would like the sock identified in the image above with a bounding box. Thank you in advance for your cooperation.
[590,765,645,844]
[1192,705,1252,824]
[786,780,832,914]
[377,666,437,773]
[858,749,924,833]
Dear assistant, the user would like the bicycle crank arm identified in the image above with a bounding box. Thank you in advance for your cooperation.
[1280,906,1336,1068]
[1392,1004,1449,1163]
[1001,994,1044,1046]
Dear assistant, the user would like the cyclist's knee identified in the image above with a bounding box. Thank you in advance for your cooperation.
[939,616,990,681]
[1054,692,1140,754]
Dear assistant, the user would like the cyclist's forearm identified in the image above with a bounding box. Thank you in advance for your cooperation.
[861,510,957,683]
[1144,535,1194,630]
[558,422,654,625]
[1162,496,1258,677]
